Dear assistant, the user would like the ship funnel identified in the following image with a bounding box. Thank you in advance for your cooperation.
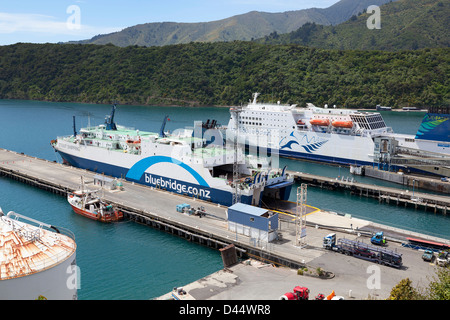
[415,107,449,142]
[159,115,169,138]
[105,104,118,131]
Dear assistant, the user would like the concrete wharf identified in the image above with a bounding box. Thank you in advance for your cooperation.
[1,148,449,275]
[287,170,450,214]
[0,148,314,269]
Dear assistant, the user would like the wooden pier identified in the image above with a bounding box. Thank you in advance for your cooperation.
[287,171,450,214]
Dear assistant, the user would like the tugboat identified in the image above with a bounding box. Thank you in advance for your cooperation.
[67,182,123,222]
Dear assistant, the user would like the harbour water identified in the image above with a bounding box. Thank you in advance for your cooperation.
[0,99,448,299]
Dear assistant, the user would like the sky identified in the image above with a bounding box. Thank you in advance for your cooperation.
[0,0,339,45]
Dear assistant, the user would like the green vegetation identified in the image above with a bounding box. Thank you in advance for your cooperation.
[259,0,449,51]
[387,278,419,300]
[387,267,450,300]
[0,0,447,109]
[0,42,448,108]
[77,0,393,47]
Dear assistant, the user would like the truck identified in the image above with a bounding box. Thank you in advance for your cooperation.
[421,249,434,262]
[323,233,402,268]
[279,286,344,301]
[436,251,449,267]
[371,231,386,246]
[176,204,206,217]
[279,286,310,300]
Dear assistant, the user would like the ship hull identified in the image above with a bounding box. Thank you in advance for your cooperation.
[57,149,270,207]
[278,147,373,167]
[234,130,376,167]
[69,204,123,222]
[70,204,99,221]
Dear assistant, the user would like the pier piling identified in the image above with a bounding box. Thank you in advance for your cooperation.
[288,171,450,214]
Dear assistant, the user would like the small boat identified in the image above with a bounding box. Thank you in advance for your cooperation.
[309,118,330,126]
[376,105,392,111]
[67,187,123,223]
[331,120,353,128]
[349,165,363,175]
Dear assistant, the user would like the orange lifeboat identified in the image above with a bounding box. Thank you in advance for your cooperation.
[331,120,353,128]
[309,118,330,126]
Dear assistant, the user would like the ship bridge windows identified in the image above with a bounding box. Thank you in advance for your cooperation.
[350,114,386,130]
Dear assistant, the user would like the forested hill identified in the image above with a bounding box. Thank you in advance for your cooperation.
[75,0,394,47]
[259,0,450,51]
[0,42,448,109]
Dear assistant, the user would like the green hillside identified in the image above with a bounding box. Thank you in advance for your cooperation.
[0,42,447,109]
[259,0,450,51]
[76,0,394,47]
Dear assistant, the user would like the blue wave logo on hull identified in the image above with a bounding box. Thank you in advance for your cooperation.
[126,156,210,187]
[280,131,328,153]
[301,141,328,153]
[280,140,299,150]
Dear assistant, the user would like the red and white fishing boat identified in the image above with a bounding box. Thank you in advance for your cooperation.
[67,186,123,223]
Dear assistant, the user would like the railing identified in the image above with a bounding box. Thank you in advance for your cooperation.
[0,216,76,280]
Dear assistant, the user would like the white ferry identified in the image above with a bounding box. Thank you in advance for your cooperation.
[226,94,450,167]
[51,105,293,207]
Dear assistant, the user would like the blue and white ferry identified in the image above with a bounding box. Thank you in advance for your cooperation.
[226,93,449,167]
[51,105,293,207]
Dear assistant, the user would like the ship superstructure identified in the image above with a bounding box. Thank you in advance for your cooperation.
[52,105,293,207]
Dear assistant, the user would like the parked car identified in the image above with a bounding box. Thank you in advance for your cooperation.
[436,251,449,266]
[422,250,434,262]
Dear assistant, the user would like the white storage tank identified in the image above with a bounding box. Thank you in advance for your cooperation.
[0,209,77,300]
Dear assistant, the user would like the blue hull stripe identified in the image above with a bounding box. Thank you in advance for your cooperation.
[126,155,210,187]
[56,150,265,207]
[275,148,409,172]
[279,149,373,166]
[251,145,373,167]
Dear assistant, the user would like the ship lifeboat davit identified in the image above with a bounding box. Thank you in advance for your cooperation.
[331,120,353,128]
[309,119,330,126]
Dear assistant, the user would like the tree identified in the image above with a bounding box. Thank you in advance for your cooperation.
[387,278,420,300]
[424,266,450,300]
[388,267,450,300]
